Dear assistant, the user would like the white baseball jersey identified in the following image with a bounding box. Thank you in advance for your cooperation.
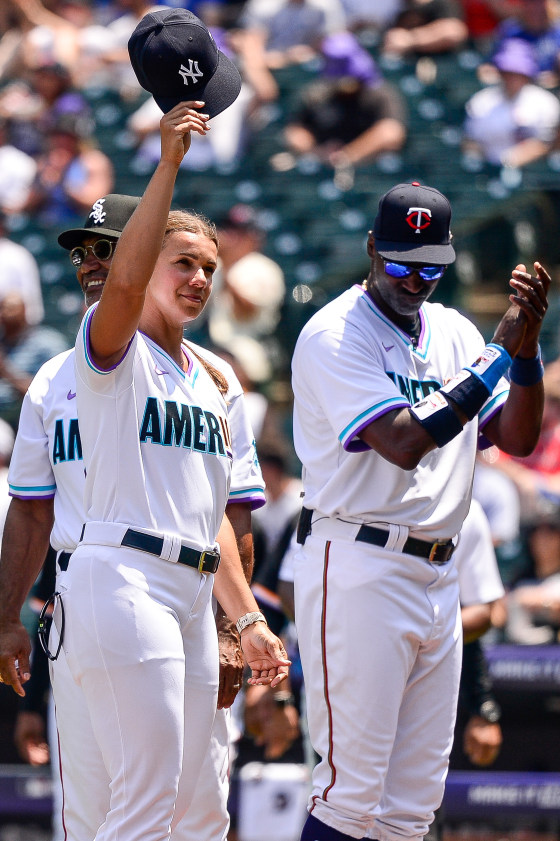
[9,318,264,841]
[10,322,265,550]
[292,283,509,538]
[75,305,231,548]
[449,499,505,606]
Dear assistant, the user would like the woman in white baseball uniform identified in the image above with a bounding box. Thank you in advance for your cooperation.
[52,101,290,841]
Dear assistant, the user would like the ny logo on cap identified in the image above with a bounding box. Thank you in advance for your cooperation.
[406,207,431,234]
[89,198,106,226]
[179,60,204,85]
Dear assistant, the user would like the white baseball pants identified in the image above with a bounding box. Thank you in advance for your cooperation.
[53,541,219,841]
[294,530,462,841]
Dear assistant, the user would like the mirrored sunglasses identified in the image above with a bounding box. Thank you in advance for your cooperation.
[70,239,115,268]
[384,261,446,282]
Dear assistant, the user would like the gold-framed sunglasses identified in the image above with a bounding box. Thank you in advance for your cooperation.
[70,238,115,268]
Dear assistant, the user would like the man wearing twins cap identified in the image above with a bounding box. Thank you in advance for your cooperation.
[291,180,550,841]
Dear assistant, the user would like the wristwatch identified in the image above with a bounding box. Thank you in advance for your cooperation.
[477,699,501,724]
[235,611,267,634]
[273,691,296,708]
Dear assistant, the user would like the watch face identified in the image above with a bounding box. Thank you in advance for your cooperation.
[479,699,501,723]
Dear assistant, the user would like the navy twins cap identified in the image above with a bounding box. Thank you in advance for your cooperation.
[373,182,456,265]
[128,8,242,118]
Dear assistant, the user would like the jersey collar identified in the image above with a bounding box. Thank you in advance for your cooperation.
[358,284,432,360]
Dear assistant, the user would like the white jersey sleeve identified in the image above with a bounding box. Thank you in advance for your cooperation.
[187,342,265,510]
[9,379,56,501]
[8,350,89,552]
[455,498,505,606]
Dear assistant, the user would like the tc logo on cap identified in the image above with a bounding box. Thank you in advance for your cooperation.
[406,207,432,234]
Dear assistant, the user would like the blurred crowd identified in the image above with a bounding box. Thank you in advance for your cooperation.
[2,0,560,838]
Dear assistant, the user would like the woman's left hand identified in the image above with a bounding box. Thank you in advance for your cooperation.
[160,100,210,167]
[240,623,291,687]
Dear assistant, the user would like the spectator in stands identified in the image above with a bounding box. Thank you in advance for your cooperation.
[198,203,286,387]
[127,17,261,170]
[492,357,560,523]
[491,0,560,87]
[505,502,560,644]
[277,31,407,171]
[0,54,93,157]
[93,0,163,99]
[20,112,114,225]
[339,0,403,37]
[0,290,68,423]
[462,38,560,168]
[0,211,44,327]
[473,449,523,621]
[235,0,345,70]
[212,347,280,442]
[1,0,81,78]
[251,437,303,635]
[0,2,28,83]
[381,0,469,56]
[460,0,514,52]
[0,116,36,213]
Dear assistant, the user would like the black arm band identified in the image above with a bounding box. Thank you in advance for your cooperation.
[409,390,464,447]
[441,370,493,422]
[461,639,500,721]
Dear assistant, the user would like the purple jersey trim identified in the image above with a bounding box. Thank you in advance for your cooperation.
[228,491,267,510]
[478,401,506,450]
[84,303,134,373]
[343,400,410,452]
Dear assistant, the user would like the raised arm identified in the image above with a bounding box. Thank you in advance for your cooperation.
[87,101,209,369]
[484,262,550,454]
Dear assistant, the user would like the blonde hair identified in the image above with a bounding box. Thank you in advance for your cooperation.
[164,210,227,396]
[163,210,218,249]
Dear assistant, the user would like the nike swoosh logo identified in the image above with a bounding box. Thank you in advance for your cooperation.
[67,390,76,400]
[155,367,166,375]
[382,343,394,352]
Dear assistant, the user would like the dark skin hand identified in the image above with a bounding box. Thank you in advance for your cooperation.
[358,249,551,469]
[216,614,243,709]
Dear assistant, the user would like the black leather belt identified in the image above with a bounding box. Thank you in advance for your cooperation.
[58,551,72,571]
[355,524,454,565]
[121,528,220,573]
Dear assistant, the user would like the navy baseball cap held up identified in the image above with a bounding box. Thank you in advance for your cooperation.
[373,182,456,265]
[128,8,242,118]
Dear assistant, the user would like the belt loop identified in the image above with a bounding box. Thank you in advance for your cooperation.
[160,534,173,561]
[167,535,181,564]
[385,523,404,551]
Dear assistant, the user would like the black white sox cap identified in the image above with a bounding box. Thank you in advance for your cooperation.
[373,182,456,265]
[57,194,141,250]
[128,8,242,118]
